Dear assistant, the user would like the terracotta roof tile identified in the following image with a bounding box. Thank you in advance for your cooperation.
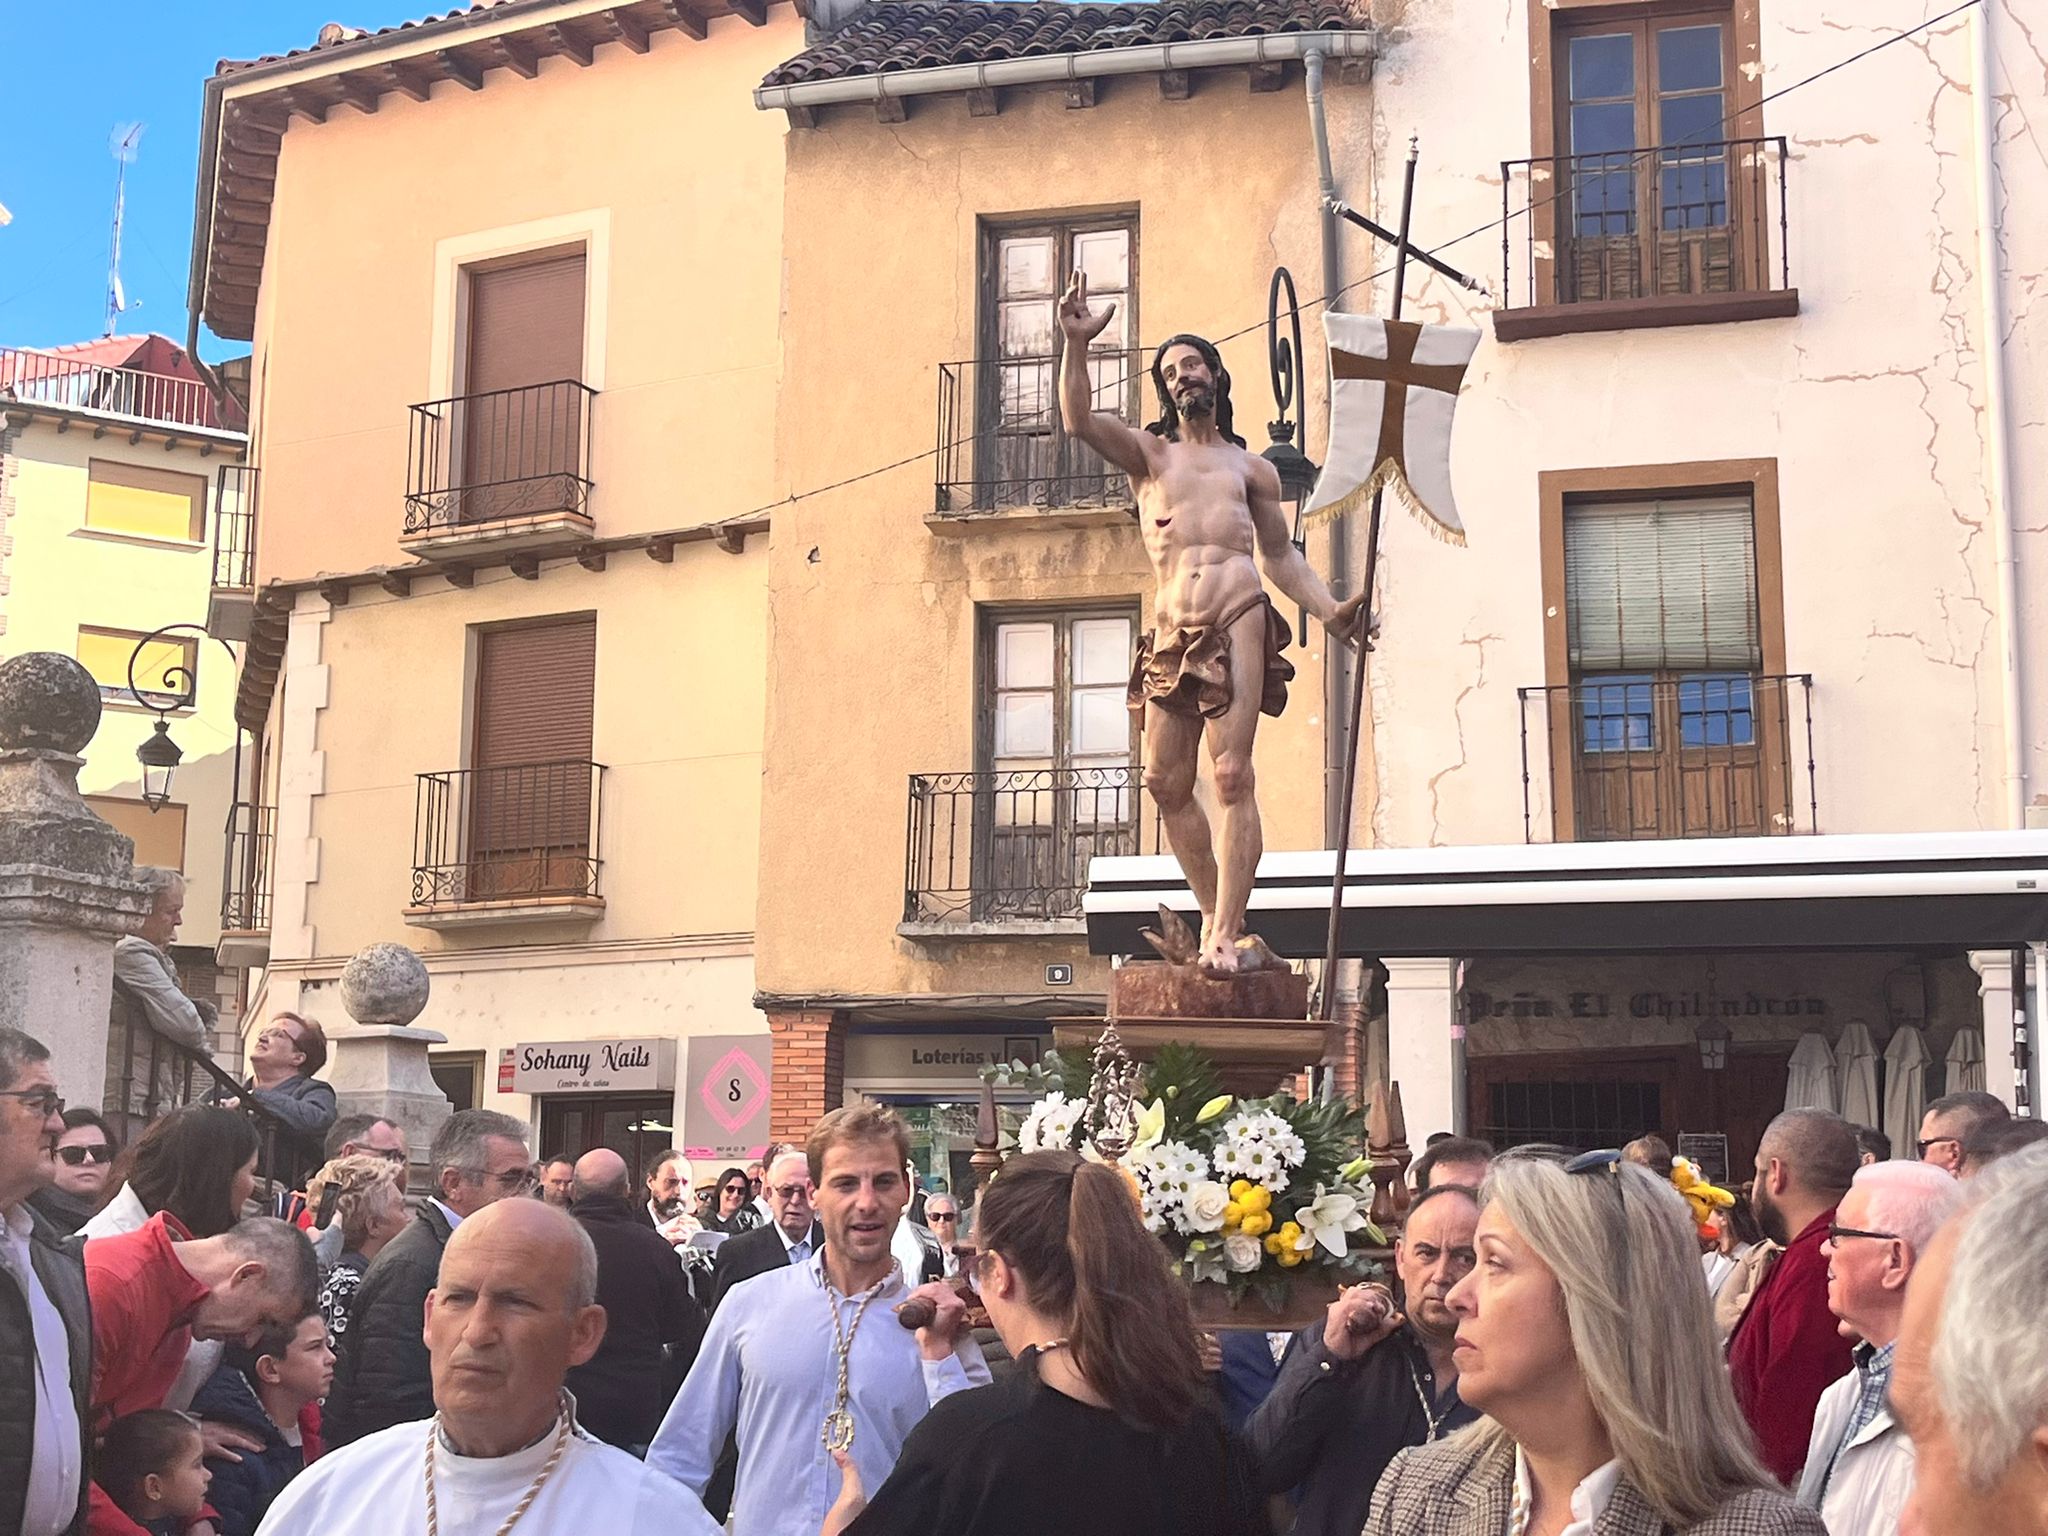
[761,0,1365,87]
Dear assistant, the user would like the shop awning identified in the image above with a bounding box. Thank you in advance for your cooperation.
[1083,831,2048,959]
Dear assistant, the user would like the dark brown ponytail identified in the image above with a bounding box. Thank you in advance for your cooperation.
[978,1150,1207,1432]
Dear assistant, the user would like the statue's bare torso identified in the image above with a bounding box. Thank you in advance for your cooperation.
[1136,441,1266,633]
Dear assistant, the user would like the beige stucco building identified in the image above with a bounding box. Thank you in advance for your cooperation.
[191,0,793,1172]
[1,335,250,1049]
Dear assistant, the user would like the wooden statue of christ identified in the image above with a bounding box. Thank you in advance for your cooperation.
[1058,273,1366,977]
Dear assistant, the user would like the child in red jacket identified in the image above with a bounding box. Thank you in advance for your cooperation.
[98,1410,213,1536]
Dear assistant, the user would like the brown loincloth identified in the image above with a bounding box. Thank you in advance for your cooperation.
[1127,591,1295,721]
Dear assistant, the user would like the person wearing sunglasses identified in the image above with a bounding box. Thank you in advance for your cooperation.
[0,1028,92,1536]
[1792,1161,1960,1535]
[1367,1148,1825,1536]
[25,1107,119,1236]
[709,1166,764,1234]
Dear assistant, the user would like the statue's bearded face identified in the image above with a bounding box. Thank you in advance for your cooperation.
[1160,344,1216,421]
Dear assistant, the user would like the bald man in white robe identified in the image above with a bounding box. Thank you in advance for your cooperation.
[256,1198,717,1536]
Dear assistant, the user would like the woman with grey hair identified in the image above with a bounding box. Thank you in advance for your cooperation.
[1367,1148,1825,1536]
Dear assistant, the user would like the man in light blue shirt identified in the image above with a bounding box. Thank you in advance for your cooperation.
[648,1104,989,1536]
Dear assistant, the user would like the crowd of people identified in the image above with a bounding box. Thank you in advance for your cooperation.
[10,1014,2048,1536]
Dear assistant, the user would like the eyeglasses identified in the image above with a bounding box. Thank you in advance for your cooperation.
[255,1026,302,1046]
[57,1144,113,1166]
[1827,1223,1901,1244]
[463,1167,536,1193]
[771,1183,814,1201]
[1915,1137,1961,1158]
[0,1088,64,1119]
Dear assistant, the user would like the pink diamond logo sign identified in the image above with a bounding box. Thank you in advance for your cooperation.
[702,1046,769,1133]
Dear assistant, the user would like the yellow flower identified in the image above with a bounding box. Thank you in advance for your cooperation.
[1264,1220,1301,1253]
[1240,1186,1272,1214]
[1222,1201,1246,1229]
[1239,1210,1273,1237]
[1228,1179,1253,1201]
[1196,1095,1234,1125]
[1276,1247,1305,1269]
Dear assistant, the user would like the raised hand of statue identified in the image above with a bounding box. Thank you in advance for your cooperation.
[1058,271,1117,344]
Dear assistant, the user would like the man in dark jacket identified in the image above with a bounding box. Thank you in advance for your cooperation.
[215,1014,337,1193]
[322,1108,530,1445]
[709,1147,821,1313]
[0,1027,91,1536]
[565,1149,703,1452]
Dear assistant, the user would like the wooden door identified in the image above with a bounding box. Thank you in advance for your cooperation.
[461,249,586,521]
[468,616,596,899]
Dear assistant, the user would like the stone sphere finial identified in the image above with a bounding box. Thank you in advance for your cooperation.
[339,942,431,1028]
[0,653,103,756]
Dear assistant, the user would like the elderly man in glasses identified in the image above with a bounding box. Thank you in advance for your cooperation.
[1793,1160,1961,1535]
[323,1109,531,1448]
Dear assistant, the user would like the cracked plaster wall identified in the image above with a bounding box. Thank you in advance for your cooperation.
[1342,0,2046,848]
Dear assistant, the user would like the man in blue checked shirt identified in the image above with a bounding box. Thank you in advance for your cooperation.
[648,1102,989,1536]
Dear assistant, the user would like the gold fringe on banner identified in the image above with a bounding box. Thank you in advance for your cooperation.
[1301,455,1468,548]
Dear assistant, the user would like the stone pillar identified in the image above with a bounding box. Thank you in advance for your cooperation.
[1383,956,1461,1142]
[0,655,151,1104]
[328,942,451,1180]
[768,1006,844,1143]
[1970,949,2028,1113]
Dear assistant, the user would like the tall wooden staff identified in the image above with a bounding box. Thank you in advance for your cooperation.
[1316,137,1421,1023]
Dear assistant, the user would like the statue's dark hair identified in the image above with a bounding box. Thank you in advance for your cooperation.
[1145,334,1244,447]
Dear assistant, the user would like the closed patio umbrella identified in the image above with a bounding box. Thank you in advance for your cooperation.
[1785,1031,1838,1113]
[1944,1027,1987,1094]
[1884,1025,1931,1162]
[1834,1021,1882,1129]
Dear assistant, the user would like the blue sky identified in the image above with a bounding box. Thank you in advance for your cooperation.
[0,3,425,359]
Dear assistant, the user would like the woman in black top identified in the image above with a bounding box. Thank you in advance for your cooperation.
[824,1149,1266,1536]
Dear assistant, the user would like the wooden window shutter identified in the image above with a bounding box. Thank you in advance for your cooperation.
[467,617,596,897]
[466,251,586,394]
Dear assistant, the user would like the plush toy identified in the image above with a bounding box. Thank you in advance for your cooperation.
[1670,1156,1736,1240]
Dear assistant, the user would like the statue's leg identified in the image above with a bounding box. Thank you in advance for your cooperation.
[1141,701,1217,943]
[1198,605,1269,975]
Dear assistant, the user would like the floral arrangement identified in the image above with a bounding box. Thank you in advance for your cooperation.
[1001,1043,1387,1309]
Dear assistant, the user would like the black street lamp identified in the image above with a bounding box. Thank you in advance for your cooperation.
[123,623,241,813]
[1261,266,1322,642]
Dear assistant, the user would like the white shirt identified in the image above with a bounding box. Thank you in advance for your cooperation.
[1,1204,82,1536]
[1509,1449,1622,1536]
[431,1198,465,1232]
[255,1407,716,1536]
[771,1219,814,1265]
[648,1251,988,1536]
[889,1215,929,1284]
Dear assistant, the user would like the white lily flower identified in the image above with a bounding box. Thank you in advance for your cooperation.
[1131,1097,1168,1152]
[1298,1185,1368,1258]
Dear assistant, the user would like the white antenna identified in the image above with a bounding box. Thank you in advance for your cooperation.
[106,123,144,337]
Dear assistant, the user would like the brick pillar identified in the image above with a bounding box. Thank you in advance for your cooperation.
[1318,997,1367,1106]
[769,1007,844,1143]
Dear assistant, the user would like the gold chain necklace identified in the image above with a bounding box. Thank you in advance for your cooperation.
[820,1272,888,1454]
[423,1393,573,1536]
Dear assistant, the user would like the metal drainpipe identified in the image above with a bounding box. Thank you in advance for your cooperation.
[1304,48,1349,855]
[1973,1,2027,827]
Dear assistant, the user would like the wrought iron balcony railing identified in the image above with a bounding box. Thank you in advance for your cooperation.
[412,759,605,908]
[1499,137,1791,312]
[1518,673,1816,843]
[404,379,596,536]
[904,766,1165,924]
[213,464,258,592]
[935,347,1144,516]
[220,801,274,934]
[0,345,244,432]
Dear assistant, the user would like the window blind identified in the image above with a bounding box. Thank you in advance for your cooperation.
[1564,494,1760,671]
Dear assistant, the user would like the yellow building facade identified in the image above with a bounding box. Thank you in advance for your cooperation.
[1,336,249,1050]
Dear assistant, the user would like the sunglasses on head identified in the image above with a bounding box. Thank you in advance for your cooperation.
[57,1143,113,1166]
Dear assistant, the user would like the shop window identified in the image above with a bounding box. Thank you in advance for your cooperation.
[1479,1077,1665,1154]
[539,1093,673,1179]
[85,459,207,542]
[430,1052,484,1114]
